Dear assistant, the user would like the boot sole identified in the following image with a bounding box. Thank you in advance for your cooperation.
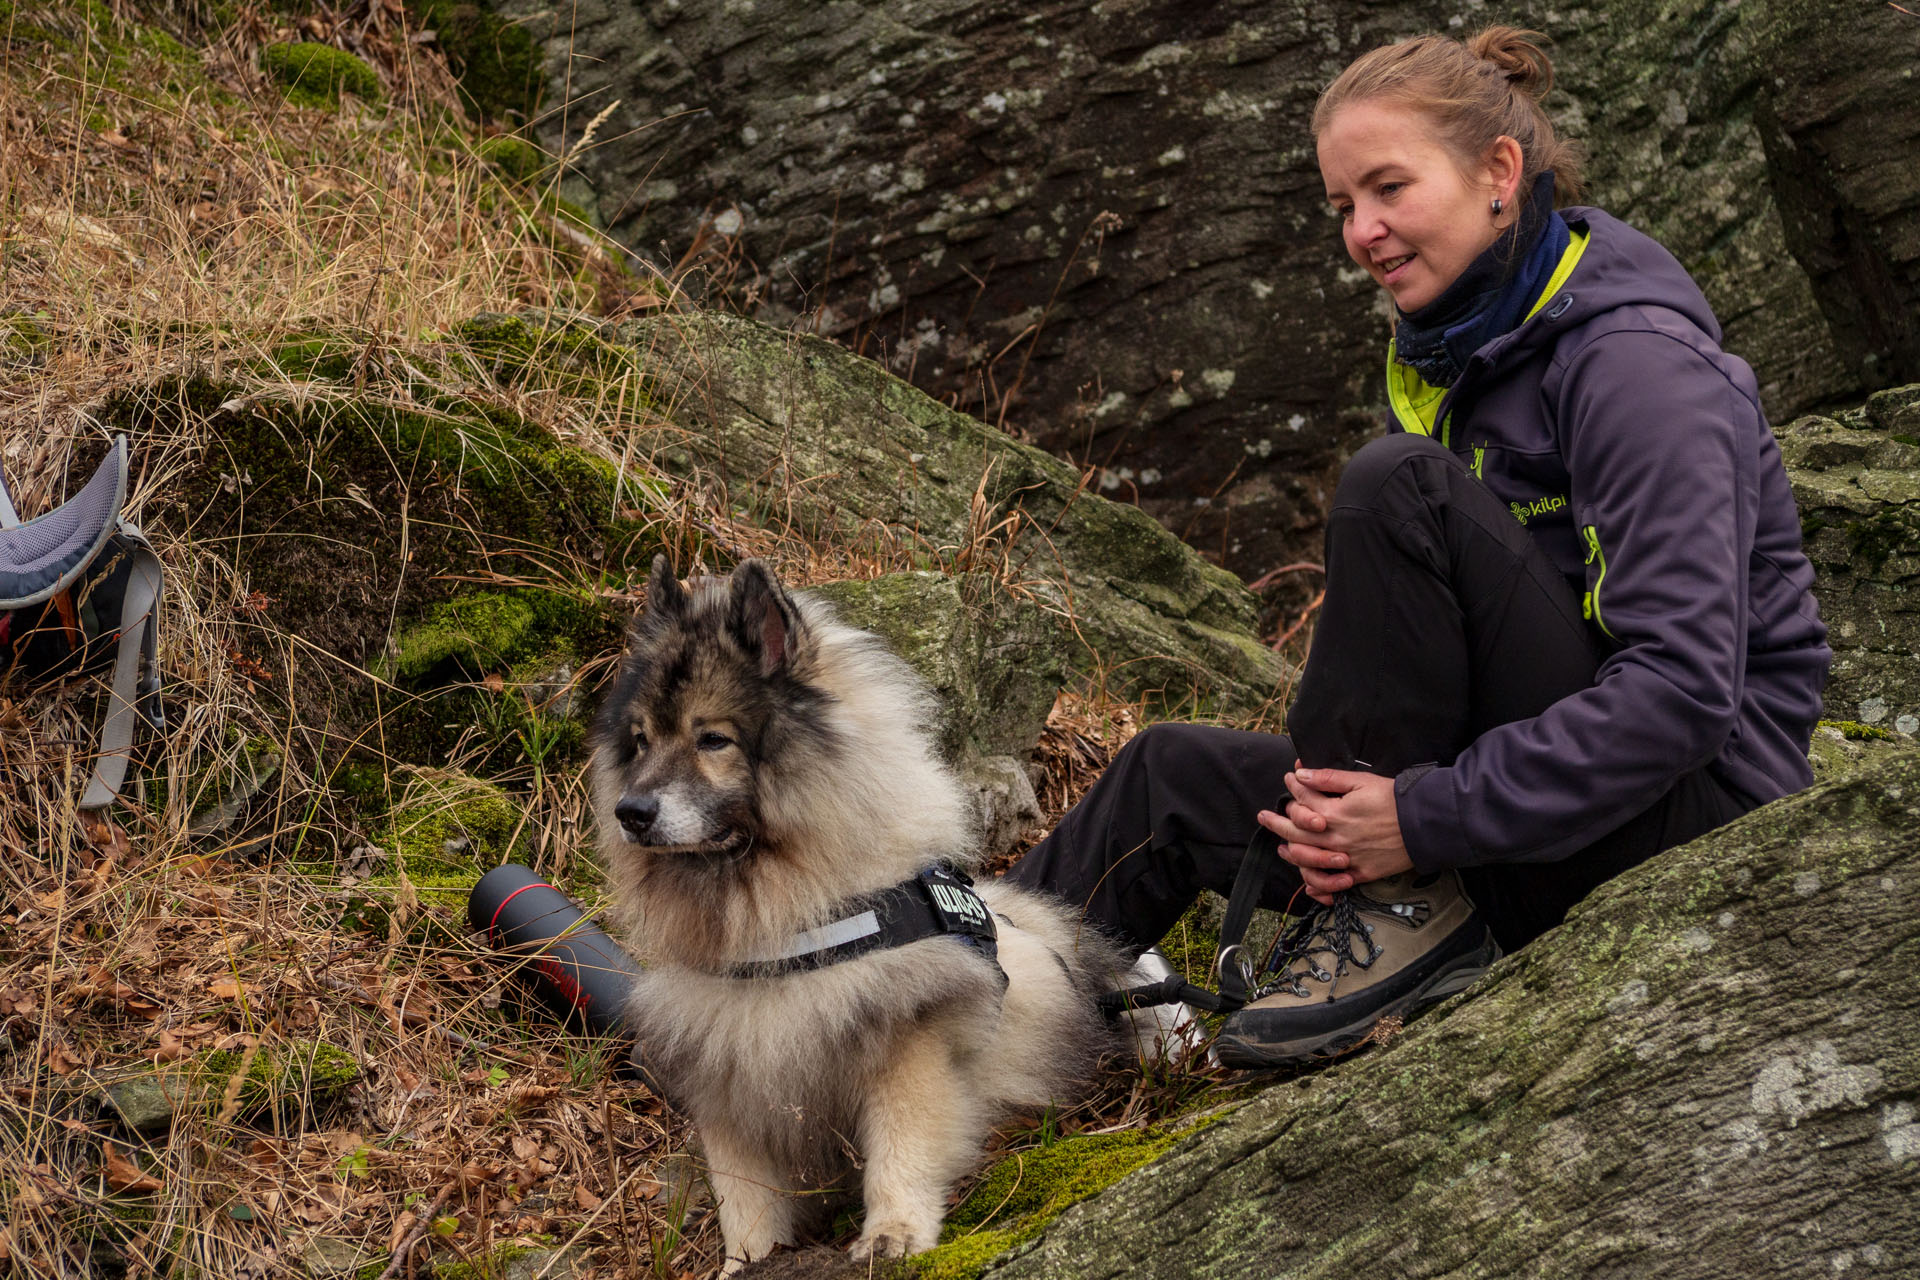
[1214,931,1501,1069]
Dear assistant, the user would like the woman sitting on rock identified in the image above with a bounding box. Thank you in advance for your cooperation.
[1010,26,1830,1067]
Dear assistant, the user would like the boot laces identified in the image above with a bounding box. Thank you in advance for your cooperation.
[1252,888,1430,1000]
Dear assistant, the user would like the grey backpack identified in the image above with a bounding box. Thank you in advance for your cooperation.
[0,436,164,810]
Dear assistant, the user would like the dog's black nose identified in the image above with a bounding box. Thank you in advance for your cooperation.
[616,795,660,842]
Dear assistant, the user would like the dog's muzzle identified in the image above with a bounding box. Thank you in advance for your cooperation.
[614,794,751,858]
[615,794,659,843]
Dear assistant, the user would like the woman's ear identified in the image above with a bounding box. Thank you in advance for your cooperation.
[1487,135,1524,221]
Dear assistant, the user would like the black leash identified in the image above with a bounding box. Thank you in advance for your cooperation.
[1096,823,1285,1017]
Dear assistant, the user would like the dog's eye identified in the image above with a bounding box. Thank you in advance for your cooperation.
[631,727,649,751]
[696,731,733,752]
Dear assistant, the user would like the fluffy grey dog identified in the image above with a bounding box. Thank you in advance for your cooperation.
[590,558,1121,1271]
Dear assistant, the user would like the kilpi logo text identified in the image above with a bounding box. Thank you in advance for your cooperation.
[1509,494,1568,527]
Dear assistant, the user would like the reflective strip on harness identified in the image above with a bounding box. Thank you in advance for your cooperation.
[746,910,882,965]
[727,865,1003,983]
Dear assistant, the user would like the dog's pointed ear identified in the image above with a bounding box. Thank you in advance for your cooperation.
[727,559,804,677]
[646,554,688,619]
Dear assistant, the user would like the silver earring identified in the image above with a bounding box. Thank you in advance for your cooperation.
[1491,197,1505,216]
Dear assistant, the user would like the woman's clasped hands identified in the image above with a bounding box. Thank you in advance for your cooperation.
[1258,768,1415,904]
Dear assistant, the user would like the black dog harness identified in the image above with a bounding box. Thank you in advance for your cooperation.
[728,865,1004,984]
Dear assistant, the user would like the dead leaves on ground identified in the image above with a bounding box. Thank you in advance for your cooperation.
[101,1142,163,1195]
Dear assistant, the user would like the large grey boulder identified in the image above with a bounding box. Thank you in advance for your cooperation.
[618,311,1290,718]
[1779,383,1920,737]
[810,573,1072,765]
[1748,0,1920,390]
[507,0,1852,578]
[811,572,1073,852]
[991,749,1920,1279]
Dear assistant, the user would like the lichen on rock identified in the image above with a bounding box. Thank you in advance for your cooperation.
[1780,382,1920,740]
[988,750,1920,1279]
[611,311,1291,719]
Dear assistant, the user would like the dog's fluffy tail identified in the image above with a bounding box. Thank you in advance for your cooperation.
[975,880,1128,1109]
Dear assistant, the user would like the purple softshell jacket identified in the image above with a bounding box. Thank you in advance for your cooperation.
[1392,208,1830,870]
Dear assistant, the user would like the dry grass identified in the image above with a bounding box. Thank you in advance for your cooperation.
[0,9,1239,1280]
[0,8,729,1274]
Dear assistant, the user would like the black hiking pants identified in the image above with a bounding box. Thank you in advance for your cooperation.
[1008,434,1750,954]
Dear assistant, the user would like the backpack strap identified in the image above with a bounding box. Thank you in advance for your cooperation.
[78,526,163,812]
[0,437,127,607]
[0,438,164,813]
[0,456,19,528]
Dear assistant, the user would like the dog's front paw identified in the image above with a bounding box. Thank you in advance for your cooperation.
[850,1220,936,1261]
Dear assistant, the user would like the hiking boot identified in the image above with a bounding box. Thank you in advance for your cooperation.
[1214,870,1499,1069]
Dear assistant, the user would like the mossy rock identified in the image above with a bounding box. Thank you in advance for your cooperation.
[407,0,544,124]
[1808,719,1916,782]
[908,1125,1208,1280]
[106,359,659,746]
[260,41,382,109]
[189,1040,359,1125]
[345,768,523,932]
[384,587,601,686]
[610,311,1291,719]
[1779,382,1920,738]
[478,134,547,185]
[809,573,1071,764]
[144,730,283,837]
[0,311,52,369]
[457,311,658,402]
[379,587,605,769]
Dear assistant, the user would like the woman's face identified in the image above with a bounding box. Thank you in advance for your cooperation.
[1317,99,1518,312]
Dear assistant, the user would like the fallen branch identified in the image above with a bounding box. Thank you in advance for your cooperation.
[375,1176,459,1280]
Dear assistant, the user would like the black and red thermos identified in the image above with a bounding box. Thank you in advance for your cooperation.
[468,864,643,1038]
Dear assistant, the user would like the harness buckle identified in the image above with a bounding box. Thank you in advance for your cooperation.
[1215,943,1253,994]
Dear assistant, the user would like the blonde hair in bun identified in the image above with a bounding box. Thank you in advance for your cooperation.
[1314,26,1586,208]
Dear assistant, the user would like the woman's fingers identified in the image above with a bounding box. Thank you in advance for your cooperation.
[1296,861,1354,896]
[1292,767,1368,795]
[1283,770,1334,819]
[1257,810,1349,863]
[1285,798,1328,833]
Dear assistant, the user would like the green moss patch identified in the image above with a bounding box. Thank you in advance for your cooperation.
[456,311,657,403]
[477,134,547,185]
[379,586,603,769]
[378,767,521,898]
[260,41,383,109]
[407,1,544,124]
[192,1039,359,1123]
[336,767,522,936]
[1820,718,1895,742]
[384,588,600,684]
[911,1124,1211,1280]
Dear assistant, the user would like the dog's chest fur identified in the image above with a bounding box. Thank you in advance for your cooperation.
[630,944,1007,1182]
